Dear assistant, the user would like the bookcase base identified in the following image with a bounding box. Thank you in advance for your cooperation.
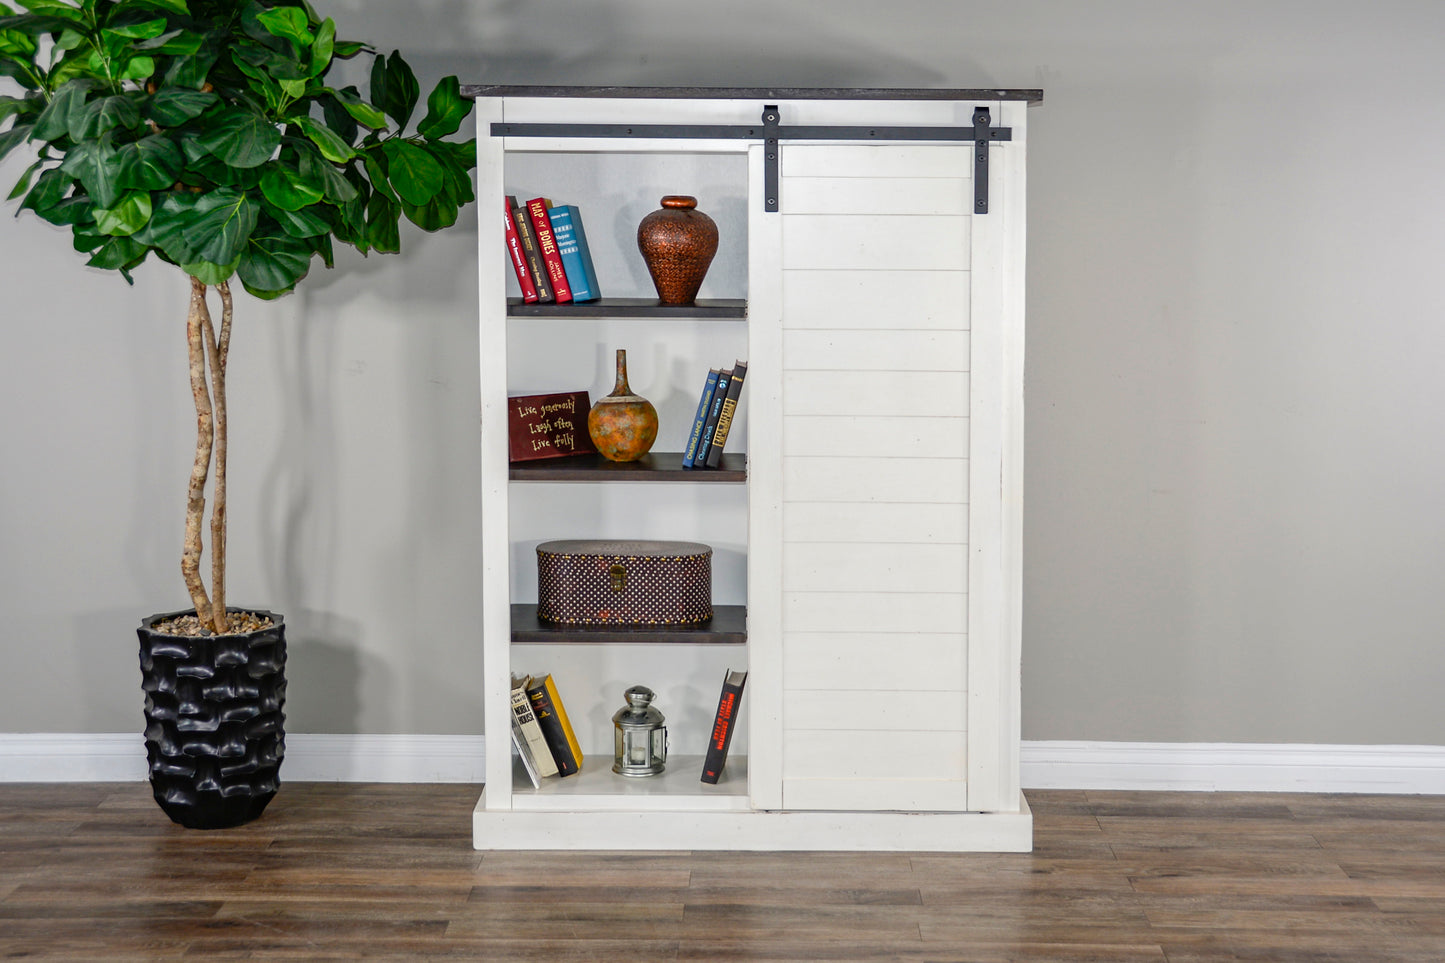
[472,789,1032,852]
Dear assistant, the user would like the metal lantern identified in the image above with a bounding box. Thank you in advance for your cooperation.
[612,685,667,777]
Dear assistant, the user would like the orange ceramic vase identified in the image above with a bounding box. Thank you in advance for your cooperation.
[588,349,658,462]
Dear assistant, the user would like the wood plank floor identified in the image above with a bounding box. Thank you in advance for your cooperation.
[2,784,1445,960]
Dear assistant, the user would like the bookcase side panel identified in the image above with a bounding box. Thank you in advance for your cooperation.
[776,143,972,812]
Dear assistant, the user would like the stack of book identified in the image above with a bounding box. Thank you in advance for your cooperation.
[683,361,748,469]
[509,673,584,787]
[502,195,601,304]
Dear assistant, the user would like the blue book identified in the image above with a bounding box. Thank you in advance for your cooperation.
[682,368,722,468]
[549,205,601,302]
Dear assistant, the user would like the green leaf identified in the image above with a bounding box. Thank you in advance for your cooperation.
[6,156,41,199]
[417,75,469,139]
[256,6,312,47]
[0,122,33,163]
[295,143,355,200]
[103,18,167,40]
[381,138,442,206]
[318,91,357,147]
[400,191,458,232]
[31,79,89,142]
[35,194,94,226]
[73,94,141,140]
[94,189,152,236]
[293,115,354,163]
[267,202,329,238]
[381,50,418,130]
[85,234,147,271]
[259,163,322,210]
[0,93,39,123]
[135,28,204,55]
[180,256,239,284]
[361,146,395,203]
[196,107,280,168]
[188,188,259,264]
[11,0,83,21]
[324,85,385,129]
[114,134,183,191]
[308,16,333,76]
[135,189,202,261]
[279,77,306,99]
[332,39,364,58]
[146,87,216,125]
[58,138,123,207]
[117,54,156,81]
[237,231,310,293]
[365,189,399,253]
[128,0,189,14]
[163,47,218,88]
[18,165,68,213]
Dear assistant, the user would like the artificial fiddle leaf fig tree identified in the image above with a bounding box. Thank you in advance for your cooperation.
[0,0,476,634]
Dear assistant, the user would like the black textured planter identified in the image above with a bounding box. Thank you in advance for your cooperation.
[137,609,286,830]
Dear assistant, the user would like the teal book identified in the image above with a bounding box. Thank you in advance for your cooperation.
[549,205,601,302]
[682,368,722,468]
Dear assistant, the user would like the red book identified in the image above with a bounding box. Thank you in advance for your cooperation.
[525,197,573,303]
[503,200,539,303]
[701,669,747,784]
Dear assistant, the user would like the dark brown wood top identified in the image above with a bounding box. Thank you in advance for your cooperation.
[464,85,1043,104]
[510,451,746,482]
[512,602,746,644]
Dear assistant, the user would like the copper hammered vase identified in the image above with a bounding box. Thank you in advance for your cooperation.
[588,349,659,462]
[637,195,719,306]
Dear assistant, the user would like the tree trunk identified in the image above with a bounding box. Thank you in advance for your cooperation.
[182,277,215,631]
[205,283,233,634]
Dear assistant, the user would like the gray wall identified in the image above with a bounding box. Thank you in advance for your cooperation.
[2,1,1443,743]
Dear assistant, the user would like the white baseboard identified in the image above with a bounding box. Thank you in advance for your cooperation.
[3,736,1442,793]
[1021,741,1445,794]
[0,733,484,783]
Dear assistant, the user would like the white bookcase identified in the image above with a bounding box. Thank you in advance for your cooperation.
[469,87,1038,851]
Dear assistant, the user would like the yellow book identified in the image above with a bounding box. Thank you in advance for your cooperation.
[524,674,584,776]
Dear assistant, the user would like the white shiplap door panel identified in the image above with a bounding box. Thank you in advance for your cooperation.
[783,177,972,216]
[783,632,965,691]
[787,690,966,731]
[785,731,965,781]
[783,330,968,372]
[782,270,969,330]
[781,778,970,813]
[783,415,968,460]
[783,543,966,594]
[783,457,967,504]
[783,372,969,418]
[783,591,965,634]
[782,144,974,180]
[783,215,969,271]
[782,502,968,545]
[776,141,979,816]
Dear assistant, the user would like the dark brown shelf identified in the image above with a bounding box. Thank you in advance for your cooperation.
[512,603,747,644]
[466,85,1044,105]
[507,297,746,320]
[510,451,745,482]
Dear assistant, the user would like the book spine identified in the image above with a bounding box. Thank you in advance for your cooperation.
[682,369,721,469]
[701,670,748,784]
[526,675,583,776]
[510,715,541,788]
[568,205,602,302]
[695,368,732,470]
[525,197,573,303]
[507,196,552,303]
[704,360,748,469]
[548,205,598,302]
[511,682,559,777]
[502,199,539,303]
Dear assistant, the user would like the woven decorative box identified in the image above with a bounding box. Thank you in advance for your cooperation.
[536,539,712,626]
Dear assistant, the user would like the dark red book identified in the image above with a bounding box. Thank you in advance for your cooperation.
[508,391,596,462]
[525,197,573,303]
[508,195,552,302]
[502,199,539,303]
[701,668,747,784]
